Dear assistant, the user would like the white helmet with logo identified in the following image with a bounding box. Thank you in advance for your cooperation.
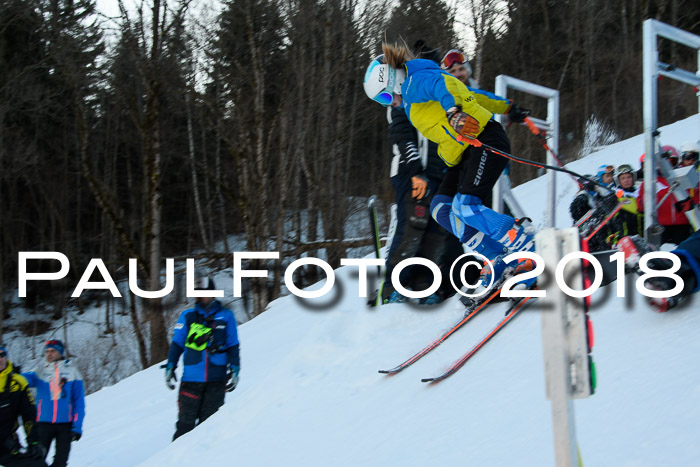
[363,54,406,106]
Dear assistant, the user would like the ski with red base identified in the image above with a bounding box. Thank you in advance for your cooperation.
[378,285,506,375]
[421,294,535,383]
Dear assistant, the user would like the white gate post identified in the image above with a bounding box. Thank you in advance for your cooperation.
[642,19,700,245]
[494,76,560,227]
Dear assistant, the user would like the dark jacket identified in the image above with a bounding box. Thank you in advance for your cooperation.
[0,362,39,457]
[388,106,446,182]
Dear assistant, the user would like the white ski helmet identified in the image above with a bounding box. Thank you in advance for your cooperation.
[363,54,406,106]
[679,141,700,160]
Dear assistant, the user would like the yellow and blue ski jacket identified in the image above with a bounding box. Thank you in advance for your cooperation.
[400,59,511,167]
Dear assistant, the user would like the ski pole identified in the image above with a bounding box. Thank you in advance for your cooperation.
[523,116,584,190]
[456,134,610,191]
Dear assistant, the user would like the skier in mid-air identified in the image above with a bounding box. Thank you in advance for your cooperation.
[363,41,534,285]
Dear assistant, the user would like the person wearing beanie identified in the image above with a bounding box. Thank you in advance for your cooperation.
[22,340,85,467]
[0,346,48,466]
[165,275,241,440]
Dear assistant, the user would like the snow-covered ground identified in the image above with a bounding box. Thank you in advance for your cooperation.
[63,115,699,466]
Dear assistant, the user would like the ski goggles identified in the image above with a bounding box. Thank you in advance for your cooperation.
[681,150,699,161]
[441,49,465,69]
[616,164,633,174]
[371,87,394,106]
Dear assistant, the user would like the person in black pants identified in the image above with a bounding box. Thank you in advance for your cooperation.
[22,340,84,467]
[0,346,47,467]
[165,276,241,440]
[369,41,464,305]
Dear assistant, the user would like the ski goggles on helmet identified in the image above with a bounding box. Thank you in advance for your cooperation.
[617,164,633,174]
[363,55,404,107]
[370,86,394,106]
[681,150,699,161]
[440,49,465,69]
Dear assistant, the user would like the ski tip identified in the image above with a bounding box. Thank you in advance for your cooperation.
[378,369,391,374]
[420,377,439,384]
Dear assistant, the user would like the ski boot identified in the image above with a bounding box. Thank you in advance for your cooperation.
[480,255,537,288]
[419,293,444,305]
[498,217,536,253]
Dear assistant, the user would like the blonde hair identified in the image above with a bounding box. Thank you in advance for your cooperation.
[382,40,414,69]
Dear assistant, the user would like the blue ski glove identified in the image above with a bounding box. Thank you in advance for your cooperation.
[226,365,240,392]
[165,363,177,390]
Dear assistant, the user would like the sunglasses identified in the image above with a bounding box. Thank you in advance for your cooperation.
[0,352,6,358]
[681,151,699,160]
[441,50,465,69]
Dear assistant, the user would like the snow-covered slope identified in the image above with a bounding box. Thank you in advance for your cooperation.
[69,115,700,467]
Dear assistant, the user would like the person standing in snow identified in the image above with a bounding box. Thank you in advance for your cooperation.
[363,41,534,285]
[370,40,464,305]
[678,141,699,169]
[165,276,240,441]
[596,164,616,189]
[0,345,47,467]
[22,340,84,467]
[637,146,697,245]
[609,164,642,239]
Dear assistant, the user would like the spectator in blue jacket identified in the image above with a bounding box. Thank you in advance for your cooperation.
[22,340,84,467]
[165,276,240,441]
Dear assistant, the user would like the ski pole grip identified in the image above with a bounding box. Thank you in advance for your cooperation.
[456,134,483,147]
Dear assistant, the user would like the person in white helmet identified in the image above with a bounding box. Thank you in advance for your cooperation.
[363,41,534,286]
[679,141,699,168]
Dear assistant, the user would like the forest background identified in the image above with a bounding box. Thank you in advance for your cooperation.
[1,0,698,375]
